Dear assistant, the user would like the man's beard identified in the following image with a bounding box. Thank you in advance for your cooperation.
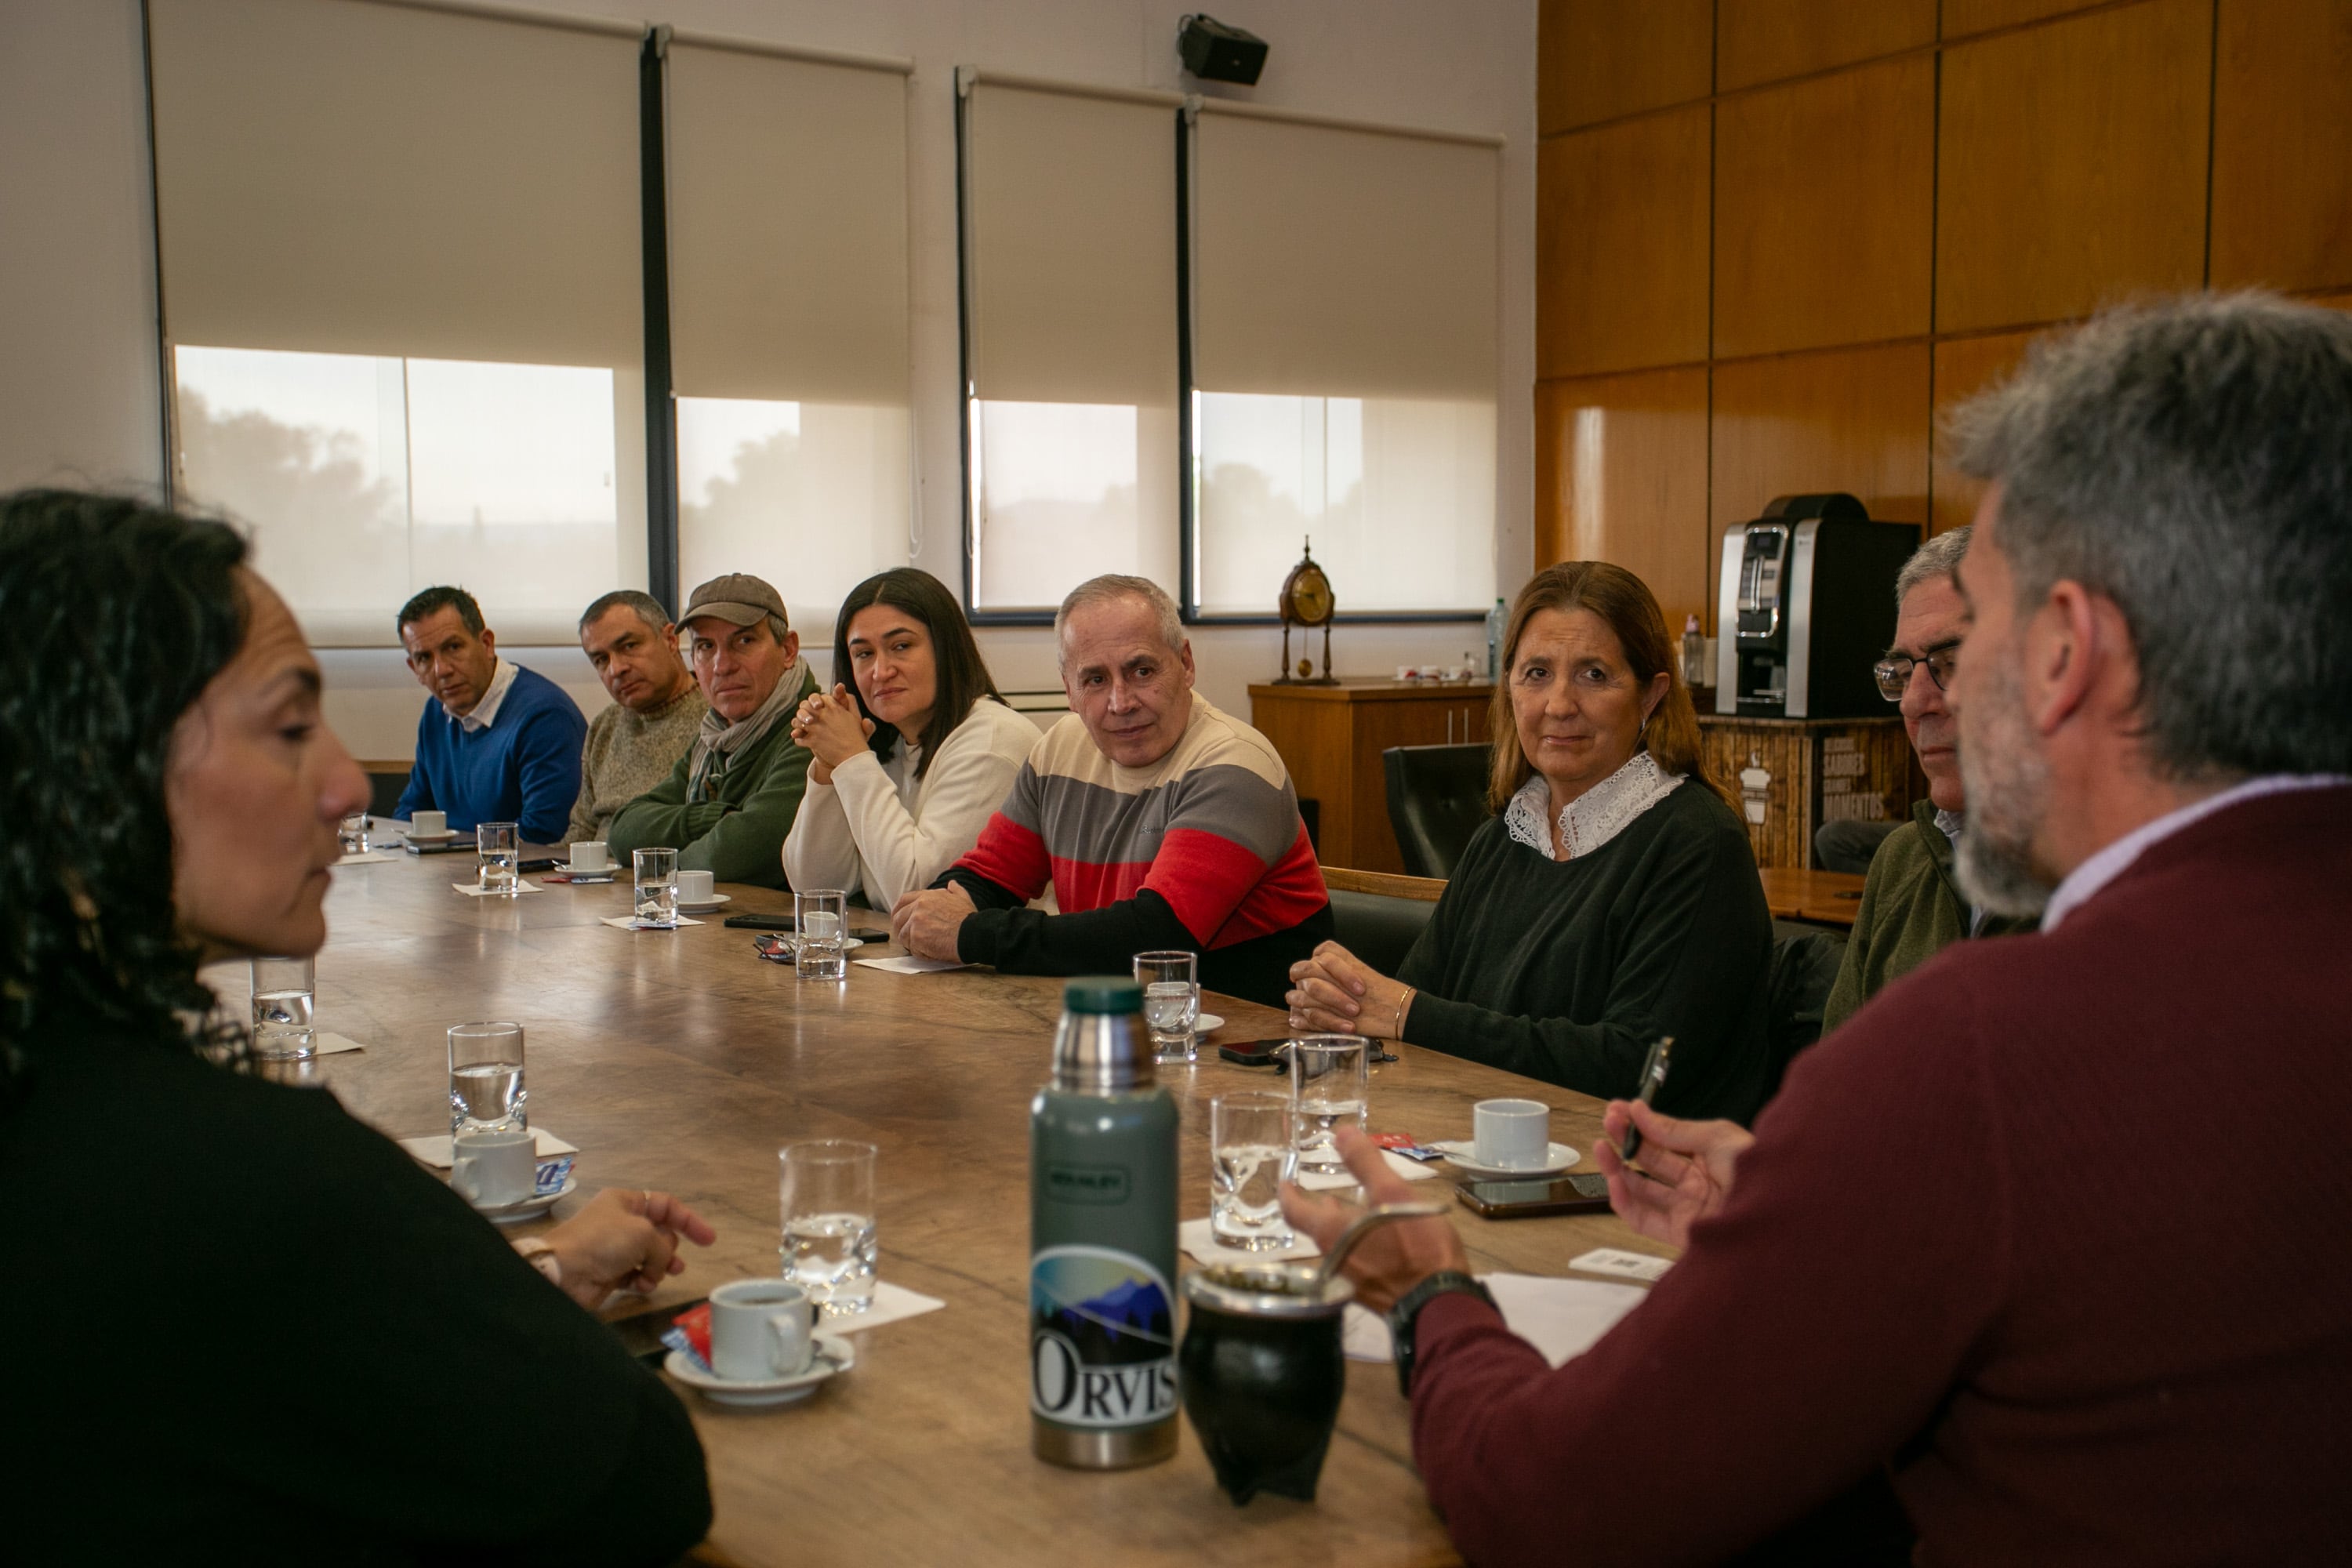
[1955,648,2057,918]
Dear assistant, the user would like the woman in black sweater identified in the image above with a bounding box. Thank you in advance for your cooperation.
[0,491,715,1563]
[1287,562,1772,1123]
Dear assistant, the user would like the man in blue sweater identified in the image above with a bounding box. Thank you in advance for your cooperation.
[393,586,586,844]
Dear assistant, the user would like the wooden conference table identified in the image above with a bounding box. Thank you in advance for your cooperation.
[289,852,1675,1567]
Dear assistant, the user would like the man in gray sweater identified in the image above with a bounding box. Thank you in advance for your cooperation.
[566,590,709,844]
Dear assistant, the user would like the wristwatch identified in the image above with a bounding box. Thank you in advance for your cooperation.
[1387,1270,1497,1398]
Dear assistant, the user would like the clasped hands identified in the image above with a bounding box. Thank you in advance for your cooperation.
[890,881,975,961]
[791,683,876,785]
[539,1187,717,1311]
[1285,940,1412,1038]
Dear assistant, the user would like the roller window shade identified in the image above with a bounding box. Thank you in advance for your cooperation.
[1192,112,1499,399]
[665,45,909,405]
[964,84,1178,408]
[147,0,641,368]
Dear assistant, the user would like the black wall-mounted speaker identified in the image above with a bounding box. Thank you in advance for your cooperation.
[1178,14,1269,86]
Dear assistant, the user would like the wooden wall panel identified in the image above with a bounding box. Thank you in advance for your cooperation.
[1537,106,1712,376]
[1534,368,1711,632]
[1539,0,1715,134]
[1717,0,1936,90]
[1940,0,2108,35]
[1714,56,1934,357]
[1710,343,1932,615]
[2211,0,2352,293]
[1930,328,2038,535]
[1936,0,2212,333]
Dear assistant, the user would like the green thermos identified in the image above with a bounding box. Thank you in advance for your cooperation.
[1029,976,1180,1469]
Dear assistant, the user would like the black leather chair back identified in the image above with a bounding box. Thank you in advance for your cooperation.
[1381,743,1491,880]
[1328,888,1437,975]
[1761,924,1849,1106]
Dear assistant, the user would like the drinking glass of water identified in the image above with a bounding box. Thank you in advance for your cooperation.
[337,812,369,855]
[1289,1034,1369,1174]
[249,955,317,1060]
[1210,1091,1297,1250]
[633,848,678,928]
[477,821,520,895]
[1134,949,1200,1063]
[794,888,848,980]
[448,1020,527,1138]
[779,1138,877,1316]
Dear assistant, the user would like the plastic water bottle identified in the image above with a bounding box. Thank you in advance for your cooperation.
[1484,597,1507,679]
[1682,613,1707,689]
[1029,977,1179,1469]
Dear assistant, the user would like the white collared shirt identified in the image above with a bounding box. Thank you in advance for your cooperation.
[453,658,520,733]
[2039,774,2351,933]
[1504,750,1686,861]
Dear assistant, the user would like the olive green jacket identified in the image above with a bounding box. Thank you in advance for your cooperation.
[605,665,818,890]
[1820,799,2038,1033]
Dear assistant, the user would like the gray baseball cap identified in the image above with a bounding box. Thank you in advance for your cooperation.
[682,572,788,629]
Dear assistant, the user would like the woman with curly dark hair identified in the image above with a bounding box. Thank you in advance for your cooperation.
[0,489,714,1563]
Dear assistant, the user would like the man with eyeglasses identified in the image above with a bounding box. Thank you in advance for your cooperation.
[1820,525,2036,1031]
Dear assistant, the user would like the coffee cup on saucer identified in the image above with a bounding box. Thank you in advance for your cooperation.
[1472,1098,1550,1171]
[710,1279,817,1381]
[569,840,612,873]
[410,810,448,838]
[452,1127,537,1207]
[676,869,716,906]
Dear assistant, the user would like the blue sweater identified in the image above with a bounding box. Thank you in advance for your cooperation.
[394,666,587,844]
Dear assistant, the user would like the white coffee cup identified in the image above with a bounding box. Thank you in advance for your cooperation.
[1472,1098,1551,1170]
[675,869,716,905]
[452,1127,537,1207]
[709,1278,817,1381]
[569,840,612,873]
[411,810,448,837]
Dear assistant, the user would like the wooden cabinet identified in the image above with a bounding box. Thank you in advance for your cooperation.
[1250,680,1494,875]
[1697,714,1919,869]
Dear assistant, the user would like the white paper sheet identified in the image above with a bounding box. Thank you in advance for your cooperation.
[1294,1150,1443,1191]
[1568,1247,1672,1283]
[397,1129,579,1168]
[825,1280,946,1333]
[452,880,543,897]
[600,915,706,930]
[1343,1272,1650,1364]
[332,851,401,866]
[311,1032,368,1055]
[852,954,967,974]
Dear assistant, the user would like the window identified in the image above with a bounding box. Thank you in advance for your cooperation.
[663,43,913,630]
[147,0,644,644]
[175,347,623,644]
[1188,109,1501,618]
[959,77,1180,616]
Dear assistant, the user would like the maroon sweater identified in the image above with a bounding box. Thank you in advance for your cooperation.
[1409,786,2352,1566]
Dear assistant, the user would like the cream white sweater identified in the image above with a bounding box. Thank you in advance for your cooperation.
[780,697,1040,907]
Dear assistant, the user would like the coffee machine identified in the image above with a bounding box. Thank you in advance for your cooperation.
[1713,494,1920,718]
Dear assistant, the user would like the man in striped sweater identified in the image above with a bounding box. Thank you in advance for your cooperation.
[891,576,1330,1007]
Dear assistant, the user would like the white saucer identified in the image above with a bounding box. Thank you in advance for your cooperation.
[665,1332,856,1407]
[1432,1142,1581,1180]
[677,894,732,913]
[471,1174,578,1224]
[1196,1012,1226,1033]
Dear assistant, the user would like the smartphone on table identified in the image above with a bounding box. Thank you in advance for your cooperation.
[1611,1035,1673,1163]
[1218,1038,1291,1068]
[1456,1171,1612,1219]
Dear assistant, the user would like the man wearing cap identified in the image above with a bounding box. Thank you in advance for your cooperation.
[606,574,818,889]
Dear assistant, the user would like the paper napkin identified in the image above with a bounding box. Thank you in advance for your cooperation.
[1343,1272,1649,1364]
[397,1129,579,1169]
[1179,1217,1321,1265]
[1294,1149,1443,1191]
[852,953,967,974]
[600,914,706,930]
[453,880,543,897]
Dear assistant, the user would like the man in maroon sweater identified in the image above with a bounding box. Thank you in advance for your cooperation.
[1286,293,2352,1564]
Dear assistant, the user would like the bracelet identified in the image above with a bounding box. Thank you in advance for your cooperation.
[1391,985,1415,1040]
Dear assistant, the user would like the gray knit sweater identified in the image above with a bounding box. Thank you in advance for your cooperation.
[564,683,710,844]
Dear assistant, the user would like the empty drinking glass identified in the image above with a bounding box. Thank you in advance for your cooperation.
[779,1139,878,1316]
[1134,949,1200,1063]
[795,889,848,979]
[633,848,678,928]
[1290,1034,1369,1174]
[249,955,317,1060]
[337,811,369,855]
[477,821,520,895]
[1210,1091,1297,1250]
[448,1021,527,1138]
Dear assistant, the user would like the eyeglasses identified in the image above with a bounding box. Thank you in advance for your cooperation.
[1872,639,1960,702]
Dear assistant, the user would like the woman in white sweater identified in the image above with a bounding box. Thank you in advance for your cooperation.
[782,568,1037,907]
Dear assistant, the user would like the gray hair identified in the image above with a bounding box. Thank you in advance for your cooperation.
[1894,524,1971,608]
[577,589,673,638]
[1054,575,1184,667]
[1944,292,2352,780]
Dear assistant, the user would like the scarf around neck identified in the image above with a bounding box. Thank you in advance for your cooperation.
[687,660,803,802]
